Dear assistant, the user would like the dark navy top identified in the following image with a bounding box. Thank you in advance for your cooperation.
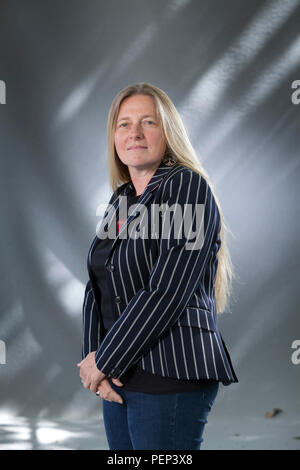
[90,190,217,393]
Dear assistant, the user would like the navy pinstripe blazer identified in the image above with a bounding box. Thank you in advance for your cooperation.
[82,161,238,386]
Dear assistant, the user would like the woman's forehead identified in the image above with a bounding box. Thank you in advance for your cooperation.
[118,95,157,115]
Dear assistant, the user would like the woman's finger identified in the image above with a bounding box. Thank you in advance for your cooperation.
[111,378,124,387]
[100,382,123,403]
[97,379,123,404]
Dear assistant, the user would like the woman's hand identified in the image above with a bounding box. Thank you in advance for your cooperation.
[96,378,124,404]
[77,351,106,393]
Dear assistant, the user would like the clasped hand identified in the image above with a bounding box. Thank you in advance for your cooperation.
[77,351,123,404]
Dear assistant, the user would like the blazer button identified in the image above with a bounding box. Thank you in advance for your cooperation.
[114,295,122,303]
[107,264,115,272]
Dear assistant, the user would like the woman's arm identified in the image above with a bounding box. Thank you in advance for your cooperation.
[95,169,221,379]
[81,186,125,359]
[81,279,100,359]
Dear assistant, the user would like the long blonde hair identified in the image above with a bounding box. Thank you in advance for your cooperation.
[106,82,235,314]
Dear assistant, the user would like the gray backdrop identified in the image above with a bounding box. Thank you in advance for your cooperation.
[0,0,299,450]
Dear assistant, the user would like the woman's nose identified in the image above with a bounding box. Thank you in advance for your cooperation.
[130,123,143,137]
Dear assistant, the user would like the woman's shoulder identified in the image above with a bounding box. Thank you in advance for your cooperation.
[159,164,218,217]
[163,163,210,193]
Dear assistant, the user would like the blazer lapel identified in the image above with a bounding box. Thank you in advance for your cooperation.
[88,161,180,271]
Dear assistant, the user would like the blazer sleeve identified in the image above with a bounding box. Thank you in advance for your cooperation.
[94,169,221,378]
[81,279,101,359]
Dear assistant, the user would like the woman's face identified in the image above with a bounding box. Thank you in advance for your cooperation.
[114,94,167,171]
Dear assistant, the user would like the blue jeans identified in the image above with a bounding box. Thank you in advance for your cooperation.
[102,378,219,450]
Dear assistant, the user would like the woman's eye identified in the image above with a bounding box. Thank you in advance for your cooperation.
[118,120,155,128]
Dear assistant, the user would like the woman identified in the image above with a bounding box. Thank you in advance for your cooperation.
[77,82,238,450]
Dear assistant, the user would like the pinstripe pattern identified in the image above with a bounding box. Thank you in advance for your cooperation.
[82,162,238,386]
